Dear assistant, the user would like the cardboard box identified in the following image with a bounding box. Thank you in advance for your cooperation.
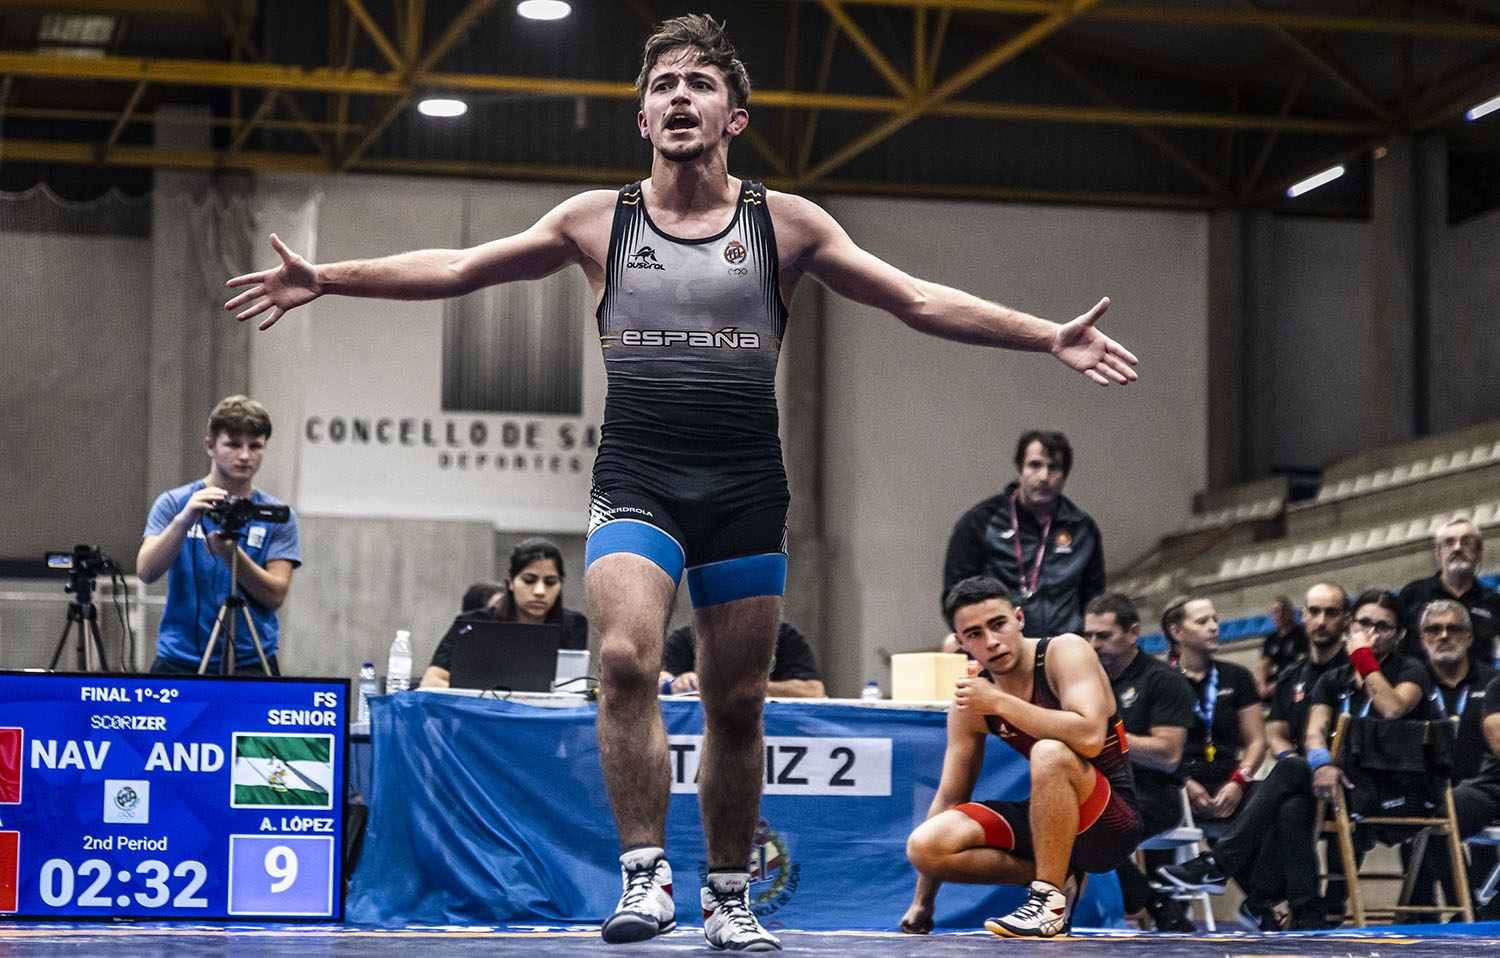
[890,652,970,702]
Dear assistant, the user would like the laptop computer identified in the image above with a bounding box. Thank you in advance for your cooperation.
[553,648,592,693]
[445,619,564,693]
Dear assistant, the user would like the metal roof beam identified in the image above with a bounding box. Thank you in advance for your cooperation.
[1239,0,1392,122]
[0,52,1380,134]
[818,0,913,96]
[335,0,505,171]
[1038,47,1231,200]
[340,0,406,72]
[101,79,147,156]
[796,0,1104,186]
[0,135,1230,209]
[807,0,1500,39]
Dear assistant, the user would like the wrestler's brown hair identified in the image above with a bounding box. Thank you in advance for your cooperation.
[635,14,751,110]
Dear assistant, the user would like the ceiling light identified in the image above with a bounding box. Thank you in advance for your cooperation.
[1467,94,1500,121]
[517,1,571,20]
[38,13,115,45]
[417,98,468,118]
[1286,165,1345,198]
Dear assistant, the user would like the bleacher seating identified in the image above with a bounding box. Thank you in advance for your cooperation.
[1116,420,1500,654]
[1190,499,1500,588]
[1307,440,1500,508]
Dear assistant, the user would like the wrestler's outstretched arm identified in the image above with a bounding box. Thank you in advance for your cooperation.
[225,191,614,330]
[770,191,1138,387]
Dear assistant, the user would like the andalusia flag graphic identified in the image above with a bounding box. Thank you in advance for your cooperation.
[232,734,333,808]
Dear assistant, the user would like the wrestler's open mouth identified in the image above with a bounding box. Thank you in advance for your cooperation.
[666,115,698,130]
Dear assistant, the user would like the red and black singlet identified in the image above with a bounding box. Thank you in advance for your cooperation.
[981,636,1138,809]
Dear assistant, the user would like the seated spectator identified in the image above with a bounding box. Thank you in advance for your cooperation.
[1161,588,1434,930]
[420,537,589,688]
[1423,601,1498,780]
[1257,595,1308,701]
[460,581,504,613]
[1399,518,1500,667]
[1449,668,1500,911]
[1162,595,1266,825]
[1407,600,1497,914]
[1084,593,1196,932]
[661,622,826,698]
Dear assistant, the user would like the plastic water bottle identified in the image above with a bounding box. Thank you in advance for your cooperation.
[385,630,412,694]
[861,680,882,701]
[356,662,378,723]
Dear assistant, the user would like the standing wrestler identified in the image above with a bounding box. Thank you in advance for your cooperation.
[902,577,1142,938]
[225,15,1138,950]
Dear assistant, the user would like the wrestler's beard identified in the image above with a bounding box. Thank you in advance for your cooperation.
[659,140,707,163]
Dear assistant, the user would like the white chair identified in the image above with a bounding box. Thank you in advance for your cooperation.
[1466,825,1500,905]
[1139,788,1217,931]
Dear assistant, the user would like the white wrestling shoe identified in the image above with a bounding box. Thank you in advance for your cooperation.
[600,846,676,944]
[985,879,1071,938]
[701,871,781,951]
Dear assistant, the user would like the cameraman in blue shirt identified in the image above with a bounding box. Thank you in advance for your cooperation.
[137,395,300,675]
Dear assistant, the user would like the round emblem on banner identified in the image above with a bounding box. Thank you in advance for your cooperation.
[704,819,802,917]
[723,241,747,265]
[1053,529,1072,549]
[114,785,139,811]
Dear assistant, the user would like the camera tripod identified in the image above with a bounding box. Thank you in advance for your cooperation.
[198,530,273,675]
[48,568,111,672]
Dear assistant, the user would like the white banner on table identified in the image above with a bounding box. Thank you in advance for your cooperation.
[667,735,892,796]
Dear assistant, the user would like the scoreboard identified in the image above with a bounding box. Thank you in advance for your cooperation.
[0,672,346,920]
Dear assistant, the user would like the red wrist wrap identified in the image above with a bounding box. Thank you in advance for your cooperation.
[1350,646,1379,677]
[1230,767,1252,787]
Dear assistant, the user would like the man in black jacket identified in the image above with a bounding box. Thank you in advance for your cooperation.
[942,430,1104,638]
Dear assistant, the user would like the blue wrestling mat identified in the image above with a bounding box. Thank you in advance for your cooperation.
[7,922,1500,956]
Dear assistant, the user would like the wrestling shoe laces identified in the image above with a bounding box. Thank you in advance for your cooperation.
[701,872,781,952]
[601,847,675,944]
[985,880,1070,938]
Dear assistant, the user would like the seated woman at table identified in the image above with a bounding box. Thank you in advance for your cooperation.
[420,537,589,688]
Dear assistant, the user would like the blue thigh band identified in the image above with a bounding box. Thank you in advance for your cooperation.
[685,553,787,609]
[585,518,686,584]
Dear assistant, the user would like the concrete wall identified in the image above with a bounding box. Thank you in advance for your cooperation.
[1439,206,1500,432]
[1264,217,1378,472]
[817,198,1211,695]
[2,229,152,565]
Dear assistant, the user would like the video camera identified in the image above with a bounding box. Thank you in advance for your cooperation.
[206,496,291,534]
[45,545,116,577]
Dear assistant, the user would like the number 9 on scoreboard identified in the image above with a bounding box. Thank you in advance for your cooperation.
[227,834,335,916]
